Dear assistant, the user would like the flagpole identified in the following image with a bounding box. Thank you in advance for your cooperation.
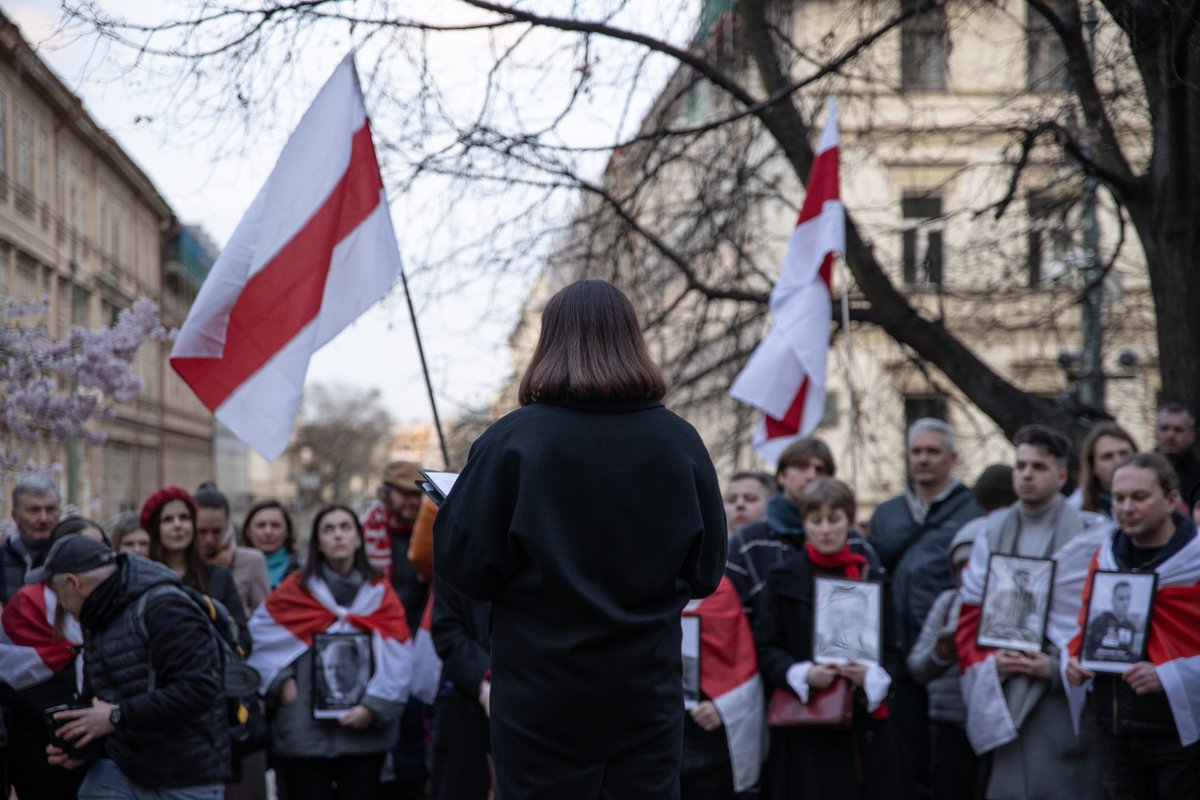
[839,254,859,493]
[399,269,452,469]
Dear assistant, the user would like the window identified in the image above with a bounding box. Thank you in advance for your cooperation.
[72,285,90,326]
[38,127,48,200]
[1027,191,1073,286]
[905,395,949,431]
[15,110,31,189]
[901,193,944,287]
[0,91,7,176]
[55,144,64,214]
[901,0,948,91]
[1027,8,1070,90]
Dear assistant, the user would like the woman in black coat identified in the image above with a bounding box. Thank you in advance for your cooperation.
[756,478,906,800]
[434,279,728,800]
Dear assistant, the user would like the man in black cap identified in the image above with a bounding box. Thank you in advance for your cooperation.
[33,536,231,799]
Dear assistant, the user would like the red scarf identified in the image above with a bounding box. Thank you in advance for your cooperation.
[805,542,869,579]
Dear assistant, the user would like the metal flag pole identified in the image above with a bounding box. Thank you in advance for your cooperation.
[398,268,452,469]
[839,254,860,492]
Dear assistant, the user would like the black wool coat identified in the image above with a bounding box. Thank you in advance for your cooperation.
[434,397,727,797]
[755,543,907,800]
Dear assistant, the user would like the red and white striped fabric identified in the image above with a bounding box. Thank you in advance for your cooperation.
[1067,531,1200,745]
[171,53,404,460]
[409,592,443,705]
[956,524,1108,753]
[730,97,842,463]
[0,583,82,692]
[247,572,412,703]
[682,577,764,792]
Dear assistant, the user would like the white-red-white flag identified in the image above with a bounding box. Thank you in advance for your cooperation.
[171,53,403,460]
[682,578,764,792]
[730,98,843,463]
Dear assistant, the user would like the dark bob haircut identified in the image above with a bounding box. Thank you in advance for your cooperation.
[518,279,666,405]
[241,499,297,556]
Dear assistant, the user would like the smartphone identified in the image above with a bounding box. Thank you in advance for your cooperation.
[44,704,89,757]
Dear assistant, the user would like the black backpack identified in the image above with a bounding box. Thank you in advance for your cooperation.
[133,583,269,759]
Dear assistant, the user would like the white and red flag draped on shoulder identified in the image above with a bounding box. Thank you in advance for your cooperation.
[1067,532,1200,746]
[682,577,764,792]
[0,583,82,692]
[171,53,403,460]
[730,98,843,463]
[409,593,443,705]
[247,572,412,702]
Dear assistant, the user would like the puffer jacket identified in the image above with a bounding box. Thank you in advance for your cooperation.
[80,554,230,789]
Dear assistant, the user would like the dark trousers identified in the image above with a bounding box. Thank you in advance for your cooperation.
[680,760,736,800]
[431,690,491,800]
[1098,728,1200,800]
[929,721,977,800]
[493,713,681,800]
[892,675,931,800]
[278,753,385,800]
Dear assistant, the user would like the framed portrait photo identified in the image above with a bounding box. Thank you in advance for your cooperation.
[312,632,375,720]
[812,577,883,665]
[680,615,701,709]
[1080,571,1157,674]
[977,554,1055,651]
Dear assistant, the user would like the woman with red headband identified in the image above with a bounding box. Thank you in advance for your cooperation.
[139,486,247,647]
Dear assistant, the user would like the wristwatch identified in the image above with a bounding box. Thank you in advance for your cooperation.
[108,704,122,728]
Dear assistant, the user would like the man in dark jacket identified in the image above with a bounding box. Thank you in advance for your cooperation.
[725,437,837,623]
[430,582,492,800]
[868,418,980,799]
[1154,402,1200,507]
[34,536,230,798]
[1,475,62,602]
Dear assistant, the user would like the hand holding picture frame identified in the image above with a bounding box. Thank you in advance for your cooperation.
[812,577,882,665]
[1080,571,1156,674]
[977,554,1055,651]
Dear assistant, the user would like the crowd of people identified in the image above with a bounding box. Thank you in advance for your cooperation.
[0,279,1198,799]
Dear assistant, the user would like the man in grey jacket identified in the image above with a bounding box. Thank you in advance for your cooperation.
[869,418,981,798]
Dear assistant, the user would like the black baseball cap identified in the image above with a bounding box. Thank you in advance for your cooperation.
[25,535,115,584]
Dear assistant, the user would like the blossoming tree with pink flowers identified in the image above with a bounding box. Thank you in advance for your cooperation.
[0,296,173,487]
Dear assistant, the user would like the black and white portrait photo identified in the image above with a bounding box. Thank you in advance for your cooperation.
[681,615,701,709]
[1081,571,1156,673]
[312,632,374,719]
[812,577,882,664]
[977,554,1055,651]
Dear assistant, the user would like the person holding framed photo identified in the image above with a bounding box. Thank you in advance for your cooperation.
[1066,453,1200,797]
[956,425,1108,800]
[755,478,903,800]
[248,504,412,800]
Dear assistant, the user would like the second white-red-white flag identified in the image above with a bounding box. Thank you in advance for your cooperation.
[730,98,843,463]
[171,53,403,460]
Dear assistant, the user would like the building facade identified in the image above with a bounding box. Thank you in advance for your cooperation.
[0,12,216,517]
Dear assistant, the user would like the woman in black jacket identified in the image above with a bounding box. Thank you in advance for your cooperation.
[756,478,905,800]
[434,279,728,800]
[140,486,248,647]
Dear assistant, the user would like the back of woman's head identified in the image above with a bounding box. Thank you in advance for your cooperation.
[50,516,111,547]
[518,279,666,405]
[301,504,379,583]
